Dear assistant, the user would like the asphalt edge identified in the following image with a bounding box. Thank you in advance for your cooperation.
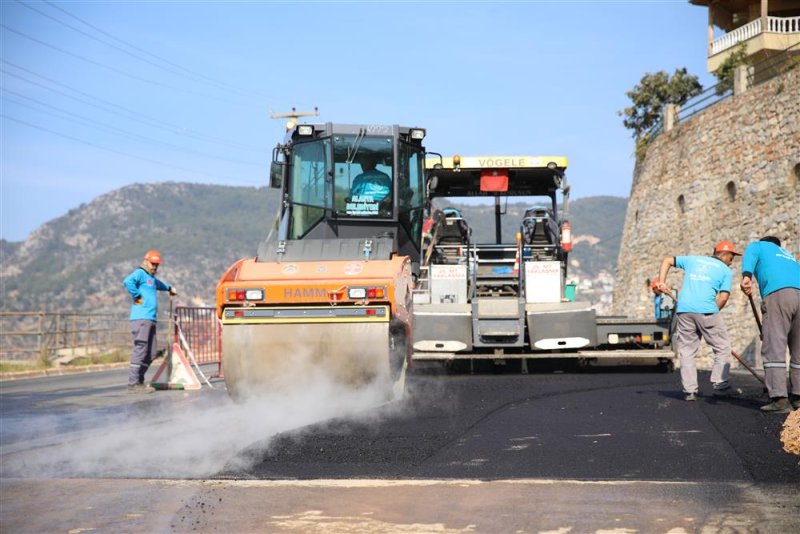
[0,361,134,381]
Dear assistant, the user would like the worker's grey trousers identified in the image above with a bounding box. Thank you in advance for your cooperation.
[675,312,731,394]
[761,287,800,399]
[129,319,156,386]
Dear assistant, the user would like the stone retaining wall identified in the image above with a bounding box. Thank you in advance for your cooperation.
[614,68,799,369]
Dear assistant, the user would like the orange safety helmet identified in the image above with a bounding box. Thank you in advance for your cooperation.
[714,241,740,255]
[144,249,162,264]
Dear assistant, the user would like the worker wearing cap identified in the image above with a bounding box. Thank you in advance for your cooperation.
[654,241,740,401]
[740,236,800,413]
[122,250,177,393]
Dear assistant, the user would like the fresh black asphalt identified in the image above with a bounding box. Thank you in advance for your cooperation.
[227,365,799,484]
[2,365,797,485]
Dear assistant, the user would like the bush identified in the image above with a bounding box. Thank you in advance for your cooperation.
[713,43,750,95]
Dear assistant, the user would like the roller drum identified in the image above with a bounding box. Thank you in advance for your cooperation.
[222,322,401,402]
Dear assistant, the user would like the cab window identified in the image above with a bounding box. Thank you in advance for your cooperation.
[399,142,425,248]
[289,139,329,238]
[333,135,394,217]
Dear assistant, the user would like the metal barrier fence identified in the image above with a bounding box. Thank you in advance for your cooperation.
[748,41,800,85]
[676,82,733,123]
[0,311,132,362]
[648,42,799,140]
[173,306,222,378]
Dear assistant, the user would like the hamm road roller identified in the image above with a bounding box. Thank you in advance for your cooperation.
[216,123,427,401]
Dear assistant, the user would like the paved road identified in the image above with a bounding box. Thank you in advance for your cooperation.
[1,365,798,533]
[232,366,797,483]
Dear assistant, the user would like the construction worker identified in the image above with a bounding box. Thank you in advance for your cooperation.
[653,241,740,401]
[122,250,177,393]
[740,236,800,413]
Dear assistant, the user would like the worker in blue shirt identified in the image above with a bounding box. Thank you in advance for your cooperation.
[350,154,392,212]
[122,249,177,393]
[654,241,740,401]
[740,236,800,413]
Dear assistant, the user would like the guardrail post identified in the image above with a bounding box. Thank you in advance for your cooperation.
[663,104,679,132]
[37,311,44,359]
[734,64,752,95]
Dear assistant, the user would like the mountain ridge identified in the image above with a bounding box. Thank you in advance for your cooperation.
[0,183,626,312]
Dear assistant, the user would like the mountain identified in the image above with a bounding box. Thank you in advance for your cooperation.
[1,183,280,312]
[439,196,626,279]
[0,183,626,312]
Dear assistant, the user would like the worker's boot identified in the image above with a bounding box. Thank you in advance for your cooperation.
[760,397,791,413]
[790,395,800,410]
[712,385,741,398]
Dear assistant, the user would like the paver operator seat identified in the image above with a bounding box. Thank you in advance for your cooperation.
[433,207,471,264]
[521,206,559,259]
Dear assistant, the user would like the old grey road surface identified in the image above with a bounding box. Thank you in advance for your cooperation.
[1,364,798,533]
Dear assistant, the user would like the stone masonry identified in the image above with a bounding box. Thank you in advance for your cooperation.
[614,68,799,369]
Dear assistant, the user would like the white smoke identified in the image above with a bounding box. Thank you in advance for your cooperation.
[1,365,398,479]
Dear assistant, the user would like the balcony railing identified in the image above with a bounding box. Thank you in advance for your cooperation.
[711,19,761,55]
[711,16,800,55]
[769,15,800,33]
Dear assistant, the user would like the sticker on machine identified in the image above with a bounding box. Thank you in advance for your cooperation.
[282,264,299,274]
[344,262,364,275]
[431,265,467,279]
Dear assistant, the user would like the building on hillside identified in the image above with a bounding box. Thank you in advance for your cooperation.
[690,0,800,73]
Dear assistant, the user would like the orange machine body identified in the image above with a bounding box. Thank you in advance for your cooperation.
[216,255,413,326]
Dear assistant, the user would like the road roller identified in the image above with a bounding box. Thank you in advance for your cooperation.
[216,123,427,401]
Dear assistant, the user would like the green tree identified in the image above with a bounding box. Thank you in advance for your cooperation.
[712,43,750,95]
[617,68,703,159]
[619,68,703,139]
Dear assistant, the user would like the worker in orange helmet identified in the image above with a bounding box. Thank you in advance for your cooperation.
[122,250,177,393]
[653,241,740,402]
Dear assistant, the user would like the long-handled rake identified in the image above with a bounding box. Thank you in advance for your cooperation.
[747,293,763,339]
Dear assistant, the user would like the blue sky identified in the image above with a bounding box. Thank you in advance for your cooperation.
[1,0,717,242]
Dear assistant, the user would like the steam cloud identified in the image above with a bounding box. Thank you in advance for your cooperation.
[1,351,405,479]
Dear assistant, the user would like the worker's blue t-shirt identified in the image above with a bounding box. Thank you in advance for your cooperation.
[123,267,171,321]
[351,170,391,201]
[674,255,732,314]
[741,241,800,298]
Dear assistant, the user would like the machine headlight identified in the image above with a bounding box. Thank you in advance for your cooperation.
[297,125,314,136]
[410,128,426,140]
[245,289,264,300]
